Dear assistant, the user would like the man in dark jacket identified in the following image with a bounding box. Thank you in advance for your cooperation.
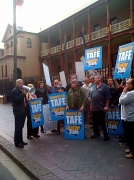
[11,79,28,148]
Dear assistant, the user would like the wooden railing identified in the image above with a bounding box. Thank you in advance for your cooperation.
[91,27,109,41]
[41,19,131,57]
[111,19,131,34]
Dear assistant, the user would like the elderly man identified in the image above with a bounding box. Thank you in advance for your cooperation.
[90,75,111,141]
[11,79,28,148]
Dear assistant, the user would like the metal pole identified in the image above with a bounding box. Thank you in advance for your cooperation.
[13,0,17,83]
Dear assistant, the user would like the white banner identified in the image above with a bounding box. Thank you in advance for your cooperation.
[42,63,52,87]
[59,71,67,88]
[43,104,57,132]
[75,62,85,81]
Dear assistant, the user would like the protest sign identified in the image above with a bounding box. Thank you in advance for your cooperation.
[105,105,123,135]
[48,92,67,121]
[42,63,52,86]
[29,98,44,128]
[84,46,102,70]
[43,104,57,132]
[64,110,84,140]
[113,42,134,79]
[75,62,85,82]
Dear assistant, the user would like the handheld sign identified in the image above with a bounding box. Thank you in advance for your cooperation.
[113,42,134,79]
[105,105,123,135]
[64,110,84,140]
[43,104,57,132]
[48,92,67,121]
[84,46,102,70]
[29,98,44,128]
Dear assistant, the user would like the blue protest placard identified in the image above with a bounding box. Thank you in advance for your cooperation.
[64,110,84,140]
[29,98,44,128]
[113,42,134,79]
[84,46,102,70]
[105,105,123,135]
[48,92,67,121]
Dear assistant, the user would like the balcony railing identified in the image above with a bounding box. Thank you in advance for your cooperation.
[62,40,74,51]
[41,19,131,57]
[41,49,49,57]
[91,27,109,41]
[50,45,61,54]
[75,34,89,46]
[111,19,131,34]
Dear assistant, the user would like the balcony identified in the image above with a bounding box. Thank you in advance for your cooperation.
[41,19,131,57]
[75,34,89,46]
[91,27,109,41]
[111,19,131,34]
[41,49,49,56]
[50,45,61,54]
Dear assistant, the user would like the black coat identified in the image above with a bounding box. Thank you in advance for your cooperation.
[35,88,49,105]
[11,87,26,116]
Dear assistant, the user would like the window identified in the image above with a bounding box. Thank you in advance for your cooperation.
[110,17,117,25]
[94,24,100,31]
[27,38,32,48]
[1,66,3,78]
[5,65,7,77]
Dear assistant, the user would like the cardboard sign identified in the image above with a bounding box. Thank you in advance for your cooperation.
[64,110,84,140]
[84,46,102,70]
[105,105,123,135]
[29,98,44,128]
[48,92,67,121]
[113,42,134,79]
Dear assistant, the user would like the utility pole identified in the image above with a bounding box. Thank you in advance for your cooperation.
[13,0,17,83]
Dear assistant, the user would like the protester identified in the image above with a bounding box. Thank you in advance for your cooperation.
[88,76,95,126]
[107,77,120,107]
[66,74,77,92]
[66,79,87,111]
[119,78,134,158]
[90,75,111,141]
[50,79,60,133]
[82,77,90,125]
[56,82,65,135]
[26,84,40,139]
[35,81,51,133]
[11,79,28,148]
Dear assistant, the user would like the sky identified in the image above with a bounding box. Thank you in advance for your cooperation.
[0,0,98,48]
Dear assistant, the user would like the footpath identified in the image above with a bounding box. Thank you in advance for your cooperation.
[0,103,134,180]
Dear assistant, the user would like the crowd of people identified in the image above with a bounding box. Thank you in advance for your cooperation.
[11,74,134,159]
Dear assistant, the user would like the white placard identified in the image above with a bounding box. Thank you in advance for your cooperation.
[75,62,85,82]
[59,71,67,88]
[42,63,52,87]
[43,104,57,132]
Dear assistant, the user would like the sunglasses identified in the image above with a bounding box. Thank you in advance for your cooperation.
[54,82,58,84]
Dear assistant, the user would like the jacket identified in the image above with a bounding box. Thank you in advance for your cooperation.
[119,90,134,122]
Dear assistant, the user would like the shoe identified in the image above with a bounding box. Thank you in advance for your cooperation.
[57,132,60,135]
[126,152,134,159]
[33,134,40,138]
[27,136,33,139]
[22,141,28,145]
[15,143,24,148]
[118,138,126,143]
[51,129,57,132]
[125,149,131,154]
[90,134,100,139]
[41,129,45,133]
[104,135,110,141]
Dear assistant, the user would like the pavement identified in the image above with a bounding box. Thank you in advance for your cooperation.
[0,103,134,180]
